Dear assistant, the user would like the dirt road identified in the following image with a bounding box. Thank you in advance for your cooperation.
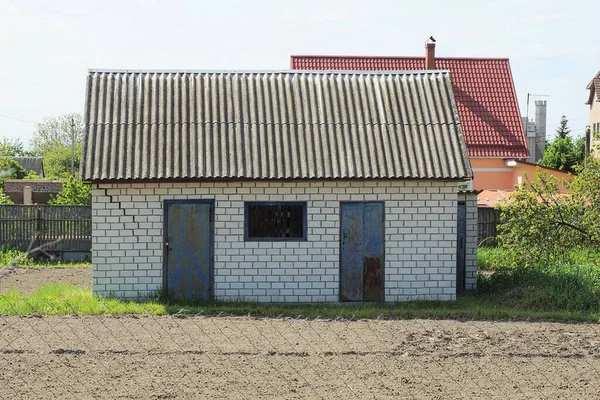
[1,316,599,399]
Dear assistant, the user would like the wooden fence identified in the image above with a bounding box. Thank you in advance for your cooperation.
[0,205,91,252]
[478,207,502,246]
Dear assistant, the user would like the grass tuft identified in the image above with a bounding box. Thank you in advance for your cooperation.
[0,248,91,269]
[0,284,164,315]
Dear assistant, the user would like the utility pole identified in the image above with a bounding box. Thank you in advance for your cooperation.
[70,118,75,176]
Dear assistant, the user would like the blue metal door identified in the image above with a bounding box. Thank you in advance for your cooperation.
[165,201,213,301]
[340,202,384,301]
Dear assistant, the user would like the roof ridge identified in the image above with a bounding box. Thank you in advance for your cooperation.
[290,55,511,61]
[87,68,452,75]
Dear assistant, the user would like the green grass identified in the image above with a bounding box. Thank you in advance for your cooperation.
[1,247,600,321]
[477,246,511,271]
[0,248,91,269]
[0,284,164,315]
[1,282,599,322]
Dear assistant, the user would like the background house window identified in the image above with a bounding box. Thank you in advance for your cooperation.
[245,202,307,241]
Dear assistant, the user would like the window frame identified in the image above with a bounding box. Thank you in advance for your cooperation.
[244,201,308,242]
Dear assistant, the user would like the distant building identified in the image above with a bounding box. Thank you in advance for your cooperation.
[586,70,600,153]
[290,41,531,191]
[522,100,547,163]
[3,180,62,204]
[11,156,44,177]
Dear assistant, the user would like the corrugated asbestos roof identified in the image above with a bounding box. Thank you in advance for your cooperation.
[291,56,530,159]
[81,70,472,181]
[12,157,44,177]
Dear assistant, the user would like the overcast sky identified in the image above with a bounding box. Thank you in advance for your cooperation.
[1,0,598,147]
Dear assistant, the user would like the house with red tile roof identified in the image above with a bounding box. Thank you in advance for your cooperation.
[291,42,530,191]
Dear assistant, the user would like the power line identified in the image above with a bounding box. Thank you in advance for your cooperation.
[0,114,35,124]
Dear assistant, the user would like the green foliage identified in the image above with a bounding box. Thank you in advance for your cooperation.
[540,115,584,172]
[540,136,581,172]
[22,170,41,180]
[0,137,28,156]
[477,258,600,312]
[43,143,82,179]
[49,176,91,205]
[28,113,83,178]
[0,156,27,185]
[497,159,600,265]
[477,247,513,271]
[0,248,34,266]
[0,248,91,267]
[30,113,83,156]
[555,114,571,139]
[0,188,13,204]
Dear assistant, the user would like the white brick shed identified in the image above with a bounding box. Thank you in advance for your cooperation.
[81,70,474,302]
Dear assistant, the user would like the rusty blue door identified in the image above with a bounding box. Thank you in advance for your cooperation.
[340,202,384,301]
[165,200,213,301]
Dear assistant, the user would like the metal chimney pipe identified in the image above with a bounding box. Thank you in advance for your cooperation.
[534,100,547,161]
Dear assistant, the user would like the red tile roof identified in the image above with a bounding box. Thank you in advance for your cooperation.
[290,55,529,159]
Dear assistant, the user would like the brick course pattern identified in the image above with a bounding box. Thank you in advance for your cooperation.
[458,191,478,290]
[91,180,459,302]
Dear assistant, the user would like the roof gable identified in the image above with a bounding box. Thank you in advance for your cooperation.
[290,56,529,159]
[586,70,600,105]
[81,70,472,181]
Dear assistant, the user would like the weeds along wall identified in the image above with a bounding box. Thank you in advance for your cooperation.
[91,180,459,302]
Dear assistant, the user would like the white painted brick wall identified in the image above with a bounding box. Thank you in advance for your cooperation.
[458,192,478,290]
[91,180,459,302]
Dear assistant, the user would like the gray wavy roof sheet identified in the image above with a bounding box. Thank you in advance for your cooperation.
[12,157,44,177]
[81,70,472,181]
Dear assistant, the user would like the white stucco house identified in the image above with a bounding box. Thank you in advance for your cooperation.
[81,69,475,302]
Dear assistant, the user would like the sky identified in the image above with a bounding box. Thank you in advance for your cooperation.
[1,0,599,148]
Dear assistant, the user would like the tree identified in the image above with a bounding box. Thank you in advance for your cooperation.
[0,156,27,185]
[0,137,27,156]
[29,113,84,178]
[30,113,83,157]
[49,176,91,205]
[540,115,584,173]
[497,158,600,266]
[0,156,24,204]
[43,143,82,179]
[540,137,580,173]
[555,115,571,139]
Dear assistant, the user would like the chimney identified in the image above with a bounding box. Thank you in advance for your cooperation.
[425,39,436,70]
[534,100,547,162]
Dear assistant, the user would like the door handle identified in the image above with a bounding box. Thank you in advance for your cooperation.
[165,241,171,251]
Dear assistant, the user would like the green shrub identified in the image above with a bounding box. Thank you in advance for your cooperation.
[49,176,91,205]
[0,248,34,266]
[0,156,26,185]
[0,187,12,204]
[497,158,600,266]
[477,247,513,271]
